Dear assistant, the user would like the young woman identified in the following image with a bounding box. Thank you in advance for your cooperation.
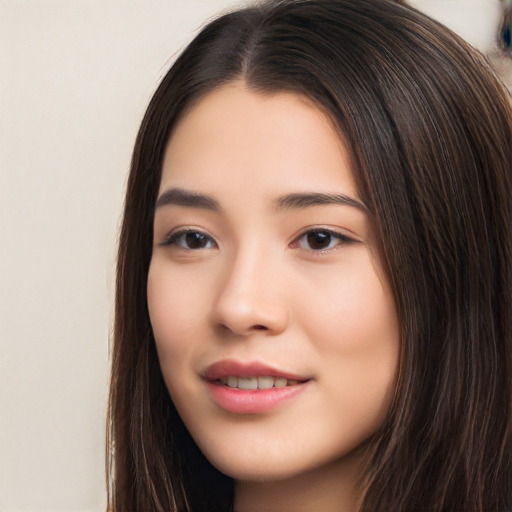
[107,1,512,511]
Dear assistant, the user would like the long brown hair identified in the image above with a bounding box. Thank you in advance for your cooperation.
[107,1,512,510]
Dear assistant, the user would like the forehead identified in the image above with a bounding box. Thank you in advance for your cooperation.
[160,81,357,199]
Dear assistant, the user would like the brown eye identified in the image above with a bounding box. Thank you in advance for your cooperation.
[185,232,211,249]
[306,231,332,250]
[294,229,354,252]
[163,230,216,250]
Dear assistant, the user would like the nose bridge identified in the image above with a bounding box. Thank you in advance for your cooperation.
[212,239,288,336]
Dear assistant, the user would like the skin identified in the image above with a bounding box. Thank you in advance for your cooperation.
[147,81,400,512]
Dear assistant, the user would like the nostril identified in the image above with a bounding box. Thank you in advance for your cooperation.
[253,324,268,330]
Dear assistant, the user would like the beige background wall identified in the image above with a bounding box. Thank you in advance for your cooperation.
[0,1,504,511]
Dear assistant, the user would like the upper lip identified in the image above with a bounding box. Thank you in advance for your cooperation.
[203,359,311,382]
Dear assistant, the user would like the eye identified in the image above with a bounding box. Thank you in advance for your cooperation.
[161,229,216,250]
[293,228,354,252]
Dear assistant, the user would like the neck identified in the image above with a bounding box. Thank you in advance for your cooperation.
[233,450,365,512]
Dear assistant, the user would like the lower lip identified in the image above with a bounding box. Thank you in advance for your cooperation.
[206,380,310,414]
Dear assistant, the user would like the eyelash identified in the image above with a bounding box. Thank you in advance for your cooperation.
[291,228,355,253]
[160,227,355,253]
[160,229,216,250]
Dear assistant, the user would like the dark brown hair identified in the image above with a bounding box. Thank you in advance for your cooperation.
[108,1,512,510]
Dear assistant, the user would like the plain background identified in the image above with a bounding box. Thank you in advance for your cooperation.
[0,1,507,511]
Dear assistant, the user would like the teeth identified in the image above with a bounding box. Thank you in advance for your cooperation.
[257,376,274,389]
[238,377,258,390]
[226,376,238,388]
[218,376,302,389]
[274,378,287,388]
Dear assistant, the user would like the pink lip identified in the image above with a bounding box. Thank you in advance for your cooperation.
[203,359,309,381]
[203,359,312,414]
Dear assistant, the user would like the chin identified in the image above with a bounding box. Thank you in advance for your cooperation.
[196,442,301,481]
[212,459,302,482]
[196,435,365,484]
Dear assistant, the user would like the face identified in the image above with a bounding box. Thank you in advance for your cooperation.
[147,82,399,482]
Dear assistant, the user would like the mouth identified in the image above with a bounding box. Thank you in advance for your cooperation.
[203,360,312,414]
[216,376,305,389]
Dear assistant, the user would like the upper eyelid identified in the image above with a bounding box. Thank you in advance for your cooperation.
[293,226,357,242]
[160,227,216,247]
[288,228,357,256]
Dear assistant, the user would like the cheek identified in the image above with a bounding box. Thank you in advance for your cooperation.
[147,269,206,432]
[300,258,399,419]
[147,258,211,340]
[146,261,207,383]
[301,254,398,348]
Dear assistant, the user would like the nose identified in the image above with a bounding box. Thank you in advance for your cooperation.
[211,245,289,337]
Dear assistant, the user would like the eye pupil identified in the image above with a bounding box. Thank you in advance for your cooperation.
[186,232,208,249]
[307,231,331,250]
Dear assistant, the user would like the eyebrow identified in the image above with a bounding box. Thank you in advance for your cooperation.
[274,192,367,213]
[155,188,220,211]
[155,187,367,213]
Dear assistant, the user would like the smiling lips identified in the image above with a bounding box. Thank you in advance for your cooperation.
[203,360,311,414]
[218,375,301,389]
